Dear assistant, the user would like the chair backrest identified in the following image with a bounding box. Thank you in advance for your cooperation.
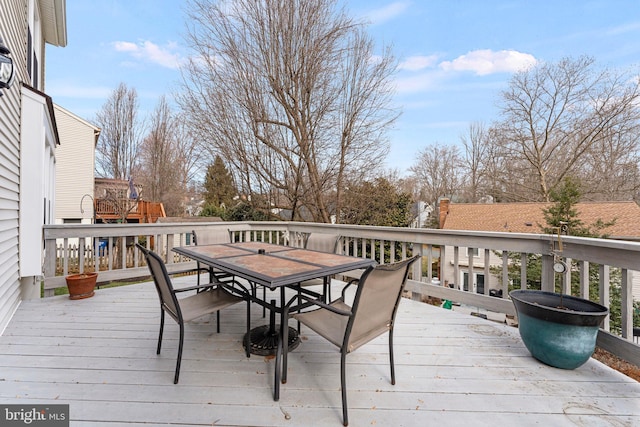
[345,255,421,352]
[304,233,340,253]
[136,244,181,321]
[192,228,230,246]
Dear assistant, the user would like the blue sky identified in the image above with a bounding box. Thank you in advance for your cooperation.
[46,0,640,173]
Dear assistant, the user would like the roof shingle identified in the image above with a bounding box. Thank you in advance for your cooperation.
[441,201,640,239]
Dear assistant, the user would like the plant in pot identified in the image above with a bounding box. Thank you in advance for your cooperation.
[65,271,98,300]
[510,289,608,370]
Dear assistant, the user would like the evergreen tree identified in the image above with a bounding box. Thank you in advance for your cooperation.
[541,176,614,237]
[203,156,237,209]
[340,178,413,227]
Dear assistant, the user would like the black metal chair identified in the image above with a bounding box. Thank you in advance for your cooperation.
[282,255,421,426]
[136,243,251,384]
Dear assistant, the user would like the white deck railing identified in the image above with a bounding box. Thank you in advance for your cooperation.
[43,220,640,366]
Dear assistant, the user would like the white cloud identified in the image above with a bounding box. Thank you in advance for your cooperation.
[112,41,138,52]
[398,55,439,71]
[395,71,442,94]
[113,40,182,69]
[365,1,411,25]
[439,49,537,75]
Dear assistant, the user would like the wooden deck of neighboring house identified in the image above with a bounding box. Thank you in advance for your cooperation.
[0,278,639,426]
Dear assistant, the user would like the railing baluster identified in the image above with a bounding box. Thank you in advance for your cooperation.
[599,264,610,331]
[62,238,69,276]
[562,257,572,294]
[520,252,527,290]
[501,251,509,296]
[579,260,590,299]
[621,269,632,339]
[484,249,490,295]
[453,246,459,290]
[79,238,85,274]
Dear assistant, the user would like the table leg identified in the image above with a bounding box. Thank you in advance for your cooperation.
[281,303,289,384]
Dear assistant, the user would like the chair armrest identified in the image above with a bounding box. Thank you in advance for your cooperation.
[173,283,216,293]
[340,278,360,300]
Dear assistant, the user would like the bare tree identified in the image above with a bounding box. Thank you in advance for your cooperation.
[173,118,207,210]
[139,96,176,202]
[95,83,144,180]
[495,56,640,201]
[578,121,640,201]
[138,97,203,217]
[459,122,490,202]
[409,143,461,208]
[178,0,399,223]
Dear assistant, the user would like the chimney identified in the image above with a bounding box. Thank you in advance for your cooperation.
[439,198,450,229]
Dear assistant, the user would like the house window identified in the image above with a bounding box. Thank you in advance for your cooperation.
[27,28,32,79]
[465,247,479,257]
[27,0,42,88]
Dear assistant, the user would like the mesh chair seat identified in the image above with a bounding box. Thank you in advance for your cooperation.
[178,287,244,323]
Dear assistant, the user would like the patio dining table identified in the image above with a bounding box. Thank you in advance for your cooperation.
[172,241,375,400]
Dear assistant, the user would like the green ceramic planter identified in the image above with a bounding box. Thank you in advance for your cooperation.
[510,290,608,370]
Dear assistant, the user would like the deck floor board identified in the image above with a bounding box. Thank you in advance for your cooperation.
[0,279,638,426]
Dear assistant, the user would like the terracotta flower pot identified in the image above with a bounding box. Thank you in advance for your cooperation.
[510,290,608,369]
[65,272,98,300]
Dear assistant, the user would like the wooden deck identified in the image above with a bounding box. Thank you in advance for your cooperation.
[1,278,639,426]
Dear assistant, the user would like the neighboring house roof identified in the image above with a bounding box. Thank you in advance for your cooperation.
[440,200,640,240]
[53,103,101,145]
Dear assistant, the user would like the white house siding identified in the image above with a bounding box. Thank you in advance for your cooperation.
[54,104,98,224]
[0,0,28,334]
[632,272,640,303]
[19,86,57,282]
[0,0,66,333]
